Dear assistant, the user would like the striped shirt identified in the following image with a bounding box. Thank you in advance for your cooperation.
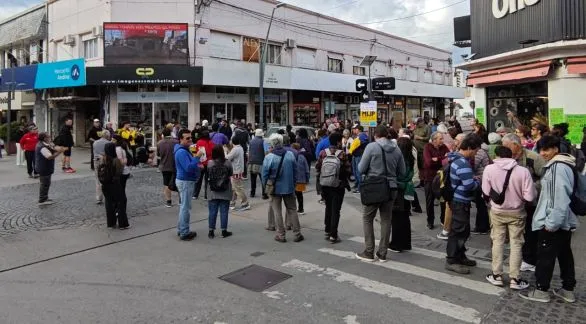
[448,152,479,203]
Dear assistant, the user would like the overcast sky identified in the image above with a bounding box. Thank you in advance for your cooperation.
[1,0,470,61]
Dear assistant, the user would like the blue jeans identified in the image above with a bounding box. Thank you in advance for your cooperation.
[208,199,230,230]
[352,155,362,190]
[176,179,195,237]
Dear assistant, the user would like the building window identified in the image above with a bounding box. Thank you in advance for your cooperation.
[328,57,343,73]
[353,66,365,76]
[83,38,98,59]
[261,43,282,65]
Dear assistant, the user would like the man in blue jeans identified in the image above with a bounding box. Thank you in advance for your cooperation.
[174,129,203,241]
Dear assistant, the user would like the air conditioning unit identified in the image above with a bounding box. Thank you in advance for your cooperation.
[426,61,433,68]
[387,59,394,66]
[63,35,76,46]
[285,39,296,49]
[344,96,352,104]
[92,26,103,37]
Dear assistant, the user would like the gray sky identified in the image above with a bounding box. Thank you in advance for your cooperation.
[1,0,470,61]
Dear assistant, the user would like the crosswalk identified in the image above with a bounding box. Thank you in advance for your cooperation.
[276,236,506,324]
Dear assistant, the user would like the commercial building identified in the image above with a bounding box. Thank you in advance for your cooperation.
[455,0,586,143]
[4,0,464,147]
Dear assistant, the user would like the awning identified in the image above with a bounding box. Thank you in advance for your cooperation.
[567,57,586,74]
[0,7,46,48]
[467,61,552,86]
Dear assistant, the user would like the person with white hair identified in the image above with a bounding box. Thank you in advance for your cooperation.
[437,123,455,151]
[93,130,111,204]
[249,129,268,200]
[262,134,304,242]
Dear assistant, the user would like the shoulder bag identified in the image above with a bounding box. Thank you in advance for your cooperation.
[360,144,392,205]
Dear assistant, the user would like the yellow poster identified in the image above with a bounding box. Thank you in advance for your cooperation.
[360,101,377,127]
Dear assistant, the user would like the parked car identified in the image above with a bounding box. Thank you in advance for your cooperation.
[265,126,316,140]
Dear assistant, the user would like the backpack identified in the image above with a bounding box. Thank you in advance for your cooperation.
[97,161,114,185]
[556,161,586,216]
[208,160,231,192]
[431,162,454,202]
[319,149,343,187]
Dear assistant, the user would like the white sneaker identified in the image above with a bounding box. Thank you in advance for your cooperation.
[436,230,449,240]
[485,274,504,287]
[510,278,530,290]
[520,261,536,272]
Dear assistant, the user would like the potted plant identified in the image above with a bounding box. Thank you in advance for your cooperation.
[0,121,22,155]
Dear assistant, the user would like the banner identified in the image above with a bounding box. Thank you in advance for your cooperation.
[360,101,377,127]
[34,59,86,89]
[566,115,586,145]
[104,23,188,65]
[548,108,565,126]
[86,66,203,85]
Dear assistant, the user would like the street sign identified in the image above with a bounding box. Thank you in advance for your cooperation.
[355,79,368,92]
[360,101,377,127]
[372,77,396,90]
[361,91,370,102]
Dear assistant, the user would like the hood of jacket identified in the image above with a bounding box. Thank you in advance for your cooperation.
[272,146,287,157]
[375,137,397,153]
[492,158,518,171]
[545,153,576,168]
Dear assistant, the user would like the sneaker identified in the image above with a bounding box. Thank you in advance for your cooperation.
[485,274,504,287]
[318,199,325,205]
[437,231,449,240]
[119,225,131,230]
[297,210,305,215]
[179,232,197,241]
[274,235,287,243]
[460,257,477,267]
[293,234,304,242]
[375,252,387,262]
[165,200,172,208]
[355,251,375,262]
[519,288,551,303]
[38,199,55,206]
[510,278,530,290]
[28,174,33,179]
[96,200,103,205]
[427,223,435,230]
[520,261,536,272]
[265,226,276,231]
[329,236,341,244]
[388,247,402,253]
[65,168,76,173]
[230,203,236,210]
[208,230,215,239]
[552,288,576,303]
[445,262,471,274]
[222,230,233,238]
[237,204,251,211]
[192,196,198,200]
[352,189,360,194]
[472,229,489,235]
[262,194,269,200]
[250,193,256,198]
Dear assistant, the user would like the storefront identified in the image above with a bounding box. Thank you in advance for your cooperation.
[86,65,203,147]
[254,89,288,126]
[200,87,249,124]
[292,90,321,128]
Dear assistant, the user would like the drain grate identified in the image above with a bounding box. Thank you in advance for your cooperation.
[219,264,292,292]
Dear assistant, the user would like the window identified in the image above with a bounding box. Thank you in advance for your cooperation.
[210,31,241,60]
[83,38,98,59]
[295,47,316,69]
[353,66,365,75]
[243,37,260,62]
[328,57,343,73]
[261,43,282,65]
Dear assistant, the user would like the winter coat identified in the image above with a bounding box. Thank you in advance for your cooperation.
[19,132,38,151]
[422,143,450,182]
[262,147,297,196]
[174,144,200,181]
[448,152,479,203]
[295,151,310,184]
[474,143,492,178]
[482,158,537,214]
[358,138,406,190]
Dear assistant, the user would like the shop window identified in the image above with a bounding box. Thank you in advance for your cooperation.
[210,31,241,60]
[261,43,282,65]
[83,38,98,59]
[353,66,366,76]
[328,57,343,73]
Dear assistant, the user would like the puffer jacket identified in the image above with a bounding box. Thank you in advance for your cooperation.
[261,146,297,196]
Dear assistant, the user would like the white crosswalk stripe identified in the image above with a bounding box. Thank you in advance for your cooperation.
[282,259,484,324]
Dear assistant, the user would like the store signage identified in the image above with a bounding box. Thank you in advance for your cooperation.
[0,65,37,91]
[492,0,541,19]
[86,66,203,85]
[355,79,367,92]
[360,101,377,127]
[117,91,189,103]
[34,59,86,89]
[372,77,396,90]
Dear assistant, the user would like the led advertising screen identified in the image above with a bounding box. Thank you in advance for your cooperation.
[104,23,188,65]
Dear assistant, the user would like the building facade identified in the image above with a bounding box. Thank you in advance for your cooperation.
[457,0,586,143]
[3,0,464,147]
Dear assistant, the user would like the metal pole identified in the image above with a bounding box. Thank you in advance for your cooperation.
[368,65,372,101]
[260,5,281,130]
[6,88,11,152]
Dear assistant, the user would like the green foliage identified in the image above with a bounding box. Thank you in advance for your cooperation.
[0,121,22,142]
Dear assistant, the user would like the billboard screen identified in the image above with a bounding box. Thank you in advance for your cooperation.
[104,23,188,65]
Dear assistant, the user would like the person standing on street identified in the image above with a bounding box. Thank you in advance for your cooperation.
[113,135,131,218]
[262,134,304,243]
[249,129,268,199]
[56,117,75,173]
[157,128,178,208]
[99,143,129,229]
[227,136,250,211]
[35,132,67,205]
[445,134,482,275]
[348,125,369,194]
[356,125,406,262]
[423,132,450,229]
[483,146,536,290]
[520,135,579,303]
[389,137,416,252]
[413,118,431,186]
[232,121,250,178]
[87,119,103,171]
[207,144,234,239]
[316,132,351,243]
[292,143,309,215]
[472,141,492,235]
[193,130,214,200]
[175,129,203,241]
[93,130,111,204]
[20,125,39,178]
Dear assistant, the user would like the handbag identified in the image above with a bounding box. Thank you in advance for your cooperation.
[489,166,514,205]
[360,144,392,205]
[265,153,285,196]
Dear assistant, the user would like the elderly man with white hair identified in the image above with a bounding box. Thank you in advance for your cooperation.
[262,133,304,243]
[93,130,111,204]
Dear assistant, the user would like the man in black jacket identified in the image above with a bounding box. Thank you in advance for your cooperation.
[233,120,250,177]
[57,117,75,173]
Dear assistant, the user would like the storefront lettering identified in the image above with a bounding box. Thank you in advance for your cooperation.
[492,0,540,19]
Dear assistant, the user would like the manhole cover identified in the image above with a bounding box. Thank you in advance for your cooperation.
[219,264,292,292]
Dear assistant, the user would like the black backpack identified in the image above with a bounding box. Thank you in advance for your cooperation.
[208,160,231,192]
[555,161,586,216]
[97,161,115,185]
[431,162,454,202]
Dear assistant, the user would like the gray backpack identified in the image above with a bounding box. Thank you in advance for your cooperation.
[319,149,343,187]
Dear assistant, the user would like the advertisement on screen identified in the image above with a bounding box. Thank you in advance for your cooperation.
[104,23,188,65]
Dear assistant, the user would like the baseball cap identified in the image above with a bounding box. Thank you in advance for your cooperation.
[93,119,100,122]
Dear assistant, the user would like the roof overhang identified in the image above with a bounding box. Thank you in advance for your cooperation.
[467,61,551,87]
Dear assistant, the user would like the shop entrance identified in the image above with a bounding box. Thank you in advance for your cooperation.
[201,103,247,124]
[486,81,548,132]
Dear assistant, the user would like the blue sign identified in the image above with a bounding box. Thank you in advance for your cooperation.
[0,65,38,92]
[34,59,86,89]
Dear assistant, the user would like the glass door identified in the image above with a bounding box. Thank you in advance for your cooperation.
[155,102,188,139]
[118,102,153,147]
[212,104,227,124]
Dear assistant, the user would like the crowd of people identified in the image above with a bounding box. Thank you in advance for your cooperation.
[24,112,586,305]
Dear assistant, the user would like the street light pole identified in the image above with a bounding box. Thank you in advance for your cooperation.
[259,3,285,130]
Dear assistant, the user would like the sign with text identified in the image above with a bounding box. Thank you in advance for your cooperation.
[549,108,565,127]
[86,66,203,85]
[475,107,486,125]
[566,115,586,145]
[360,101,377,127]
[104,23,188,65]
[372,77,396,90]
[34,59,86,89]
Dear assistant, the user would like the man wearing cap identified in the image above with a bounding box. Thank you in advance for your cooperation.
[19,125,39,178]
[87,119,103,171]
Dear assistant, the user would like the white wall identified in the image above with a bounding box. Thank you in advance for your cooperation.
[548,66,586,116]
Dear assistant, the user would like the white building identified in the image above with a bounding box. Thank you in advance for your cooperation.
[41,0,464,146]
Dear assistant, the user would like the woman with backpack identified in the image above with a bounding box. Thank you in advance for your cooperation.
[100,142,130,229]
[207,144,233,239]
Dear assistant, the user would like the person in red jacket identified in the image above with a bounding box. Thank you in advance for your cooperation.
[193,129,215,200]
[19,125,39,178]
[423,132,450,229]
